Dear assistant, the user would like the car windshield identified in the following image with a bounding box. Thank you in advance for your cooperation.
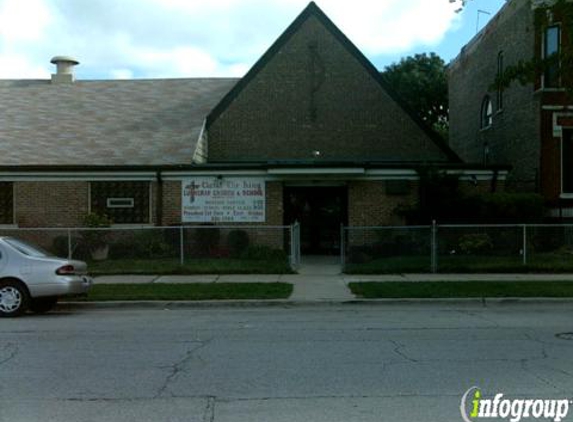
[4,238,55,258]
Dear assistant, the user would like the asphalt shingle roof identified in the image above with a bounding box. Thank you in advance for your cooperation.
[0,78,238,166]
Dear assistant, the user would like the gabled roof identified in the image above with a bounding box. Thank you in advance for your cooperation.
[206,1,461,163]
[0,78,237,166]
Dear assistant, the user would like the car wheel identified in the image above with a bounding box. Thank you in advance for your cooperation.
[29,297,58,314]
[0,279,30,318]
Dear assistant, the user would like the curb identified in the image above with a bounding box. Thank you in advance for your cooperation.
[58,297,573,310]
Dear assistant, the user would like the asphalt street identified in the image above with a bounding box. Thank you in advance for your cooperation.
[1,303,573,422]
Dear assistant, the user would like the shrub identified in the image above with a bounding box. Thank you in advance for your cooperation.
[458,233,493,255]
[52,235,71,258]
[241,246,287,261]
[227,230,250,258]
[398,191,546,224]
[347,246,373,264]
[52,236,90,260]
[473,193,545,222]
[134,230,174,258]
[193,225,221,257]
[81,213,112,252]
[82,213,113,227]
[109,231,174,259]
[108,239,137,259]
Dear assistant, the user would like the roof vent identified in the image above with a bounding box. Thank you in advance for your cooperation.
[50,56,79,84]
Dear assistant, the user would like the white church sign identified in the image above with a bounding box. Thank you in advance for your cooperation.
[182,177,266,223]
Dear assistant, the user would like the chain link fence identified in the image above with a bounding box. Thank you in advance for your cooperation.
[0,224,301,272]
[342,223,573,273]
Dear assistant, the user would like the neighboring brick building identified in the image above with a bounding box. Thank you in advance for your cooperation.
[449,0,573,217]
[0,2,505,254]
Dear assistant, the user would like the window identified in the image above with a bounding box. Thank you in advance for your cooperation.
[544,25,560,88]
[90,181,150,224]
[562,130,573,193]
[0,182,14,225]
[496,51,504,111]
[480,96,493,129]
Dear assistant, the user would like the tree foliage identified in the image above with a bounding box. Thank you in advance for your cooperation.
[451,0,573,92]
[382,53,449,138]
[449,0,473,13]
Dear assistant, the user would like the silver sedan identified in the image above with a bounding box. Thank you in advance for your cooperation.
[0,237,92,317]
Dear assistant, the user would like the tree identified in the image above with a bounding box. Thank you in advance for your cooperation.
[381,53,449,139]
[449,0,473,13]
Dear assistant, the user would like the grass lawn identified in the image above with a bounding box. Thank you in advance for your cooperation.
[344,253,573,274]
[87,258,293,275]
[349,281,573,298]
[69,283,293,301]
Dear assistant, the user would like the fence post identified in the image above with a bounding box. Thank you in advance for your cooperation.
[179,226,184,266]
[289,222,301,270]
[297,222,301,269]
[340,224,345,268]
[67,228,72,260]
[522,225,527,266]
[431,220,438,273]
[290,224,295,270]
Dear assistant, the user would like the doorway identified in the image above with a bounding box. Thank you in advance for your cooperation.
[283,186,348,255]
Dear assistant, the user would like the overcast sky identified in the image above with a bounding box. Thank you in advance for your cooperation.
[0,0,506,80]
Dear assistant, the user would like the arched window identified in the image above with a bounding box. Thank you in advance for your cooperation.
[481,96,493,129]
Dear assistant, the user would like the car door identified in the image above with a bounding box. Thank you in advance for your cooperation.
[0,244,7,274]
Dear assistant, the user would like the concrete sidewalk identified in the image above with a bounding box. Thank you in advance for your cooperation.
[93,274,356,302]
[90,252,573,302]
[93,271,573,303]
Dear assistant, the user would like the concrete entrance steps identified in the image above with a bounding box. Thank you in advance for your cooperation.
[287,255,355,302]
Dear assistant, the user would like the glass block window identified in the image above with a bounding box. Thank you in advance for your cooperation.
[0,183,13,224]
[90,182,150,224]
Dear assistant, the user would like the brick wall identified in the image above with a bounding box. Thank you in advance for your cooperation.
[265,182,283,226]
[348,181,417,226]
[161,181,182,225]
[15,181,89,227]
[449,0,540,192]
[208,15,448,163]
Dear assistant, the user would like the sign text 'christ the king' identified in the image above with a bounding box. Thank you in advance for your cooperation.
[182,178,265,223]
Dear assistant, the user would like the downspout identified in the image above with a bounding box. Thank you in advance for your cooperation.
[156,170,163,226]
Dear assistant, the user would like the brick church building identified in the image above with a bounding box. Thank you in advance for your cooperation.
[0,2,504,254]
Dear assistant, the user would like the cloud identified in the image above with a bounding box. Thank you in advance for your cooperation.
[0,0,460,79]
[314,0,460,54]
[0,0,52,42]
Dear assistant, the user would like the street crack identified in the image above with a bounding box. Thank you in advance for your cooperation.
[0,343,18,366]
[155,339,212,399]
[389,340,417,363]
[203,396,216,422]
